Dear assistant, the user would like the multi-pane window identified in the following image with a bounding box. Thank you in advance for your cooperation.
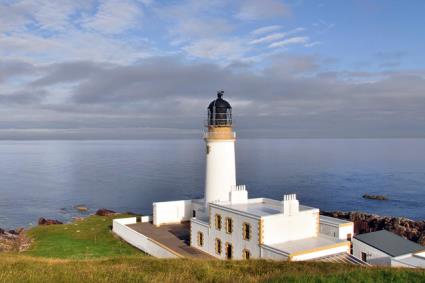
[242,222,251,240]
[225,217,233,234]
[215,214,222,230]
[215,238,222,255]
[197,232,204,247]
[242,249,250,260]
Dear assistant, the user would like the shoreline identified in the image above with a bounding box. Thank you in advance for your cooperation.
[2,208,424,254]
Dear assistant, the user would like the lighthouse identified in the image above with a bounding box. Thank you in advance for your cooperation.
[114,90,355,262]
[203,90,236,205]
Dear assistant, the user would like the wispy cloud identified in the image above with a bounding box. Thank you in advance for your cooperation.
[269,36,309,48]
[250,27,305,45]
[249,33,287,45]
[305,41,321,48]
[251,25,282,35]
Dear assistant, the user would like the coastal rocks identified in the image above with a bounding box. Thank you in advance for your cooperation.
[321,211,425,246]
[362,194,388,201]
[95,209,116,216]
[74,205,89,212]
[0,228,31,252]
[38,218,63,226]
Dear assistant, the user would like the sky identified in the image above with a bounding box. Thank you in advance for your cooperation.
[0,0,424,139]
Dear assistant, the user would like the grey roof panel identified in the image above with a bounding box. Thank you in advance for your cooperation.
[354,230,425,257]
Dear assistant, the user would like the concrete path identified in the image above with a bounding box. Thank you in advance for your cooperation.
[127,221,214,259]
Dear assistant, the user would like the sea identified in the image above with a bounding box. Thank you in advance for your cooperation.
[1,139,424,229]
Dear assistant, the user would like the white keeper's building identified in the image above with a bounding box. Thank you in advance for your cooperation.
[114,91,360,262]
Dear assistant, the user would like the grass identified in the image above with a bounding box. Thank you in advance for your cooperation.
[23,214,144,259]
[0,214,422,282]
[0,254,424,283]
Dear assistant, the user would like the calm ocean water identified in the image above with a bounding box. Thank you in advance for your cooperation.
[0,139,424,228]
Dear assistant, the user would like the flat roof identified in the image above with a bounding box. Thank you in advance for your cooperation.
[354,230,425,257]
[320,215,352,225]
[394,255,425,268]
[269,235,344,255]
[215,198,316,218]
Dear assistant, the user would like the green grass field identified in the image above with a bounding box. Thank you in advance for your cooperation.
[23,214,144,259]
[0,214,423,282]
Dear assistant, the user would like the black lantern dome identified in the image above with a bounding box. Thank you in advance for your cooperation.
[207,90,232,127]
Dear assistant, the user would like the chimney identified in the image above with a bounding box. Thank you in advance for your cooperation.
[282,194,299,216]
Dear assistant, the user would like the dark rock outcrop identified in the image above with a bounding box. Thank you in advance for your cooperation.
[95,209,116,216]
[362,194,388,201]
[321,211,425,246]
[38,218,63,226]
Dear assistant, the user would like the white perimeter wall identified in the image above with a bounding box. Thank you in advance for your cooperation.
[153,200,192,226]
[352,238,391,265]
[291,243,350,261]
[112,218,179,258]
[260,245,289,260]
[262,210,319,245]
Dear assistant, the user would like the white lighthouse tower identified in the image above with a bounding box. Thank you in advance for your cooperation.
[204,91,236,205]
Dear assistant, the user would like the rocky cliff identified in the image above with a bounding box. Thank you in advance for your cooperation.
[321,211,425,246]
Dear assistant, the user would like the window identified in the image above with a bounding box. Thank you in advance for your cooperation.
[242,249,250,260]
[197,232,204,247]
[361,252,367,262]
[215,214,222,230]
[215,238,222,255]
[225,217,233,234]
[242,222,251,240]
[192,210,196,218]
[225,242,233,259]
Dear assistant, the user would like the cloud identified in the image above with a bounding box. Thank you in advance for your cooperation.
[183,39,248,61]
[0,1,423,139]
[251,25,282,35]
[305,41,321,48]
[2,54,424,139]
[0,60,36,82]
[269,36,309,48]
[236,0,290,20]
[249,33,287,45]
[250,28,305,45]
[82,0,143,34]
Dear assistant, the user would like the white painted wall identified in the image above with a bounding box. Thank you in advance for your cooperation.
[291,243,350,261]
[319,222,354,240]
[204,139,236,204]
[112,218,179,258]
[352,238,391,265]
[190,219,211,255]
[262,210,319,245]
[260,245,289,260]
[197,206,260,259]
[338,225,354,240]
[153,200,192,226]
